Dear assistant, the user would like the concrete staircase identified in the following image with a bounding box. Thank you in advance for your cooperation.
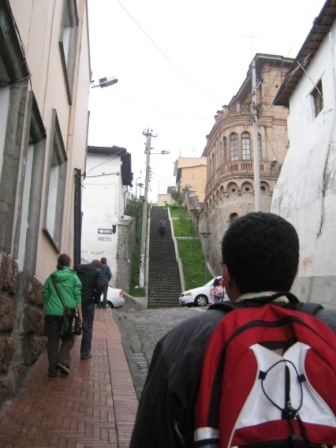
[147,206,182,308]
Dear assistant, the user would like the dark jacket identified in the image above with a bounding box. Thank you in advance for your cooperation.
[101,264,112,284]
[129,301,336,448]
[75,264,103,305]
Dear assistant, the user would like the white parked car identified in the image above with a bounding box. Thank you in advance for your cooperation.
[179,276,223,307]
[99,286,125,308]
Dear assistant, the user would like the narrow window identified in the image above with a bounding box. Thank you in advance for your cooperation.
[312,79,324,117]
[229,212,238,223]
[59,0,78,103]
[223,137,227,162]
[258,134,262,160]
[17,95,46,274]
[230,133,238,161]
[44,110,67,249]
[242,132,251,160]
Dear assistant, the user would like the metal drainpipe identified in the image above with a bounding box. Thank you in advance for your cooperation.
[74,168,82,267]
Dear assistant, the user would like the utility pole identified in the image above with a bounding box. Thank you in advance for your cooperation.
[251,58,261,211]
[139,128,156,288]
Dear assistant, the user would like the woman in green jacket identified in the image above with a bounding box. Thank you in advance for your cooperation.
[42,253,82,377]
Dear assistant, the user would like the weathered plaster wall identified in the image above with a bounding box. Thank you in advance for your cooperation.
[272,28,336,307]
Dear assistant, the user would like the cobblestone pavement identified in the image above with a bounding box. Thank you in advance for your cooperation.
[113,306,204,399]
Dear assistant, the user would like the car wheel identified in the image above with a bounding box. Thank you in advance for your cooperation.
[195,295,208,307]
[107,301,114,308]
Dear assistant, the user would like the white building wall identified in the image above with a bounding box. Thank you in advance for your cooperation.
[81,154,124,286]
[272,27,336,307]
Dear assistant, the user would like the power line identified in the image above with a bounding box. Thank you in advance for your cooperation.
[105,92,212,121]
[116,0,222,106]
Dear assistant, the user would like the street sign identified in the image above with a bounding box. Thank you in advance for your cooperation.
[98,237,111,241]
[98,228,112,234]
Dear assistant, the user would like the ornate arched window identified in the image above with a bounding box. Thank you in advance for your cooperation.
[242,132,251,160]
[230,133,238,161]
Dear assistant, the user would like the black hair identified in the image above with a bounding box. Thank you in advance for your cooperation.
[221,212,299,294]
[213,278,220,287]
[57,253,71,270]
[91,259,102,268]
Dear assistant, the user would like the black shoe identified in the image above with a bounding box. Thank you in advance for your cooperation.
[56,363,70,375]
[81,353,92,360]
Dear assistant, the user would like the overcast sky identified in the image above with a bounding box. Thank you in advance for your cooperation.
[87,0,325,202]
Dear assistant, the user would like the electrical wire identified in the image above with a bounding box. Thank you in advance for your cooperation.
[115,0,222,107]
[104,92,212,121]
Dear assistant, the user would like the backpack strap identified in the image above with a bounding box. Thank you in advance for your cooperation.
[209,292,324,315]
[294,302,324,315]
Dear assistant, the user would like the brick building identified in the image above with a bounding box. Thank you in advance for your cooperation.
[191,54,294,273]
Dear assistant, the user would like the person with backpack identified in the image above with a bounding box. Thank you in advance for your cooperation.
[99,257,112,309]
[42,254,82,377]
[129,212,336,448]
[75,260,103,360]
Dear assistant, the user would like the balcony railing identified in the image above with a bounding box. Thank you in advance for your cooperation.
[205,160,280,196]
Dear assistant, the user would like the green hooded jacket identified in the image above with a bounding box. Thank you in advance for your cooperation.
[43,267,82,316]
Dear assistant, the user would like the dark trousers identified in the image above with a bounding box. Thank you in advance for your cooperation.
[102,283,108,308]
[44,316,75,374]
[81,302,95,357]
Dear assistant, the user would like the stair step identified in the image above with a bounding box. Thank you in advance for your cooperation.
[147,206,182,308]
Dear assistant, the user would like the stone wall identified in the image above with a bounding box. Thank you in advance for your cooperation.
[0,253,45,406]
[115,218,135,293]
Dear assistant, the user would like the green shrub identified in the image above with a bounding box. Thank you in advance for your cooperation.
[177,239,212,290]
[173,218,193,237]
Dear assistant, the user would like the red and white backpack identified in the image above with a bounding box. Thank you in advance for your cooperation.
[194,293,336,447]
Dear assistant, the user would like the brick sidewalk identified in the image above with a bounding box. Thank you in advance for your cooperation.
[0,309,138,448]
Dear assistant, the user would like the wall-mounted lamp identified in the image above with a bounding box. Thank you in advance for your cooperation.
[270,159,278,168]
[91,76,118,89]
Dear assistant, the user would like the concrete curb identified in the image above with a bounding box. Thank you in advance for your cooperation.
[123,293,147,311]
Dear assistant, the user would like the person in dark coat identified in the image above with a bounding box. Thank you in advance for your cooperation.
[100,257,112,309]
[75,260,103,360]
[129,212,336,448]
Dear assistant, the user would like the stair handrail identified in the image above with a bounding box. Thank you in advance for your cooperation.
[145,206,151,304]
[168,207,185,292]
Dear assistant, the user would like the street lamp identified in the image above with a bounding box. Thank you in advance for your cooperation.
[139,129,170,288]
[200,231,212,283]
[91,76,118,89]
